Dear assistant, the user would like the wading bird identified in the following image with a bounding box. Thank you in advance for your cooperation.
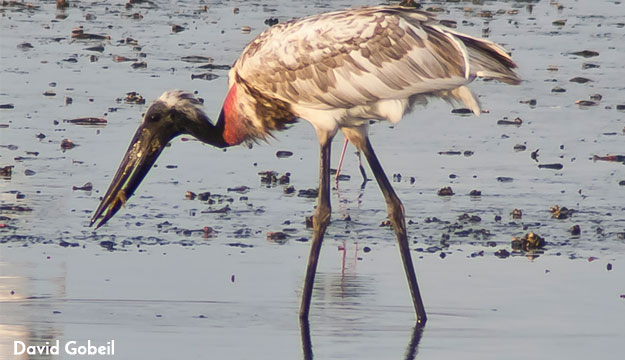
[90,6,520,327]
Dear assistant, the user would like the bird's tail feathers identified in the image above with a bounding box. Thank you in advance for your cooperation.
[447,29,521,85]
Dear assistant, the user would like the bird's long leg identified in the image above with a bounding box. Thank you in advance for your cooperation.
[300,137,332,319]
[360,137,427,327]
[356,150,368,188]
[335,138,349,183]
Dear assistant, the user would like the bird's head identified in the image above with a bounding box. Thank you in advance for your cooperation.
[90,90,226,229]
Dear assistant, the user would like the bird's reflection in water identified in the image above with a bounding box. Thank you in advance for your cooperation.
[311,259,371,309]
[300,319,424,360]
[299,263,424,359]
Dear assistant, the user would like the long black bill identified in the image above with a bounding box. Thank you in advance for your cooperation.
[90,122,176,229]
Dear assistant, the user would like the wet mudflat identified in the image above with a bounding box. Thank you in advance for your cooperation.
[1,0,625,359]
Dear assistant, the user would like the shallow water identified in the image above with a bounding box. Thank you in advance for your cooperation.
[1,0,625,359]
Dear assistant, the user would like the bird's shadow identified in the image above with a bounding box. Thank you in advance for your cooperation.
[300,319,424,359]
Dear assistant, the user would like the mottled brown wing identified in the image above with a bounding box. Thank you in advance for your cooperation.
[232,6,470,110]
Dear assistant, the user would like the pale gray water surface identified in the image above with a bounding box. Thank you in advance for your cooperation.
[1,0,625,359]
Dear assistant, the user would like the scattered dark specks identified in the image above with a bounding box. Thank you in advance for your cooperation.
[497,117,522,126]
[469,190,481,196]
[298,188,318,198]
[61,139,76,149]
[607,263,612,271]
[497,176,514,183]
[131,61,147,69]
[0,104,14,109]
[231,274,235,283]
[276,150,293,158]
[284,185,295,194]
[113,55,138,63]
[165,165,178,169]
[451,108,472,114]
[0,166,14,178]
[84,45,105,52]
[17,42,33,49]
[0,205,32,212]
[99,240,116,251]
[59,240,79,248]
[172,24,185,33]
[191,72,219,81]
[568,50,599,58]
[197,192,211,201]
[458,213,481,222]
[576,100,599,107]
[538,163,563,170]
[569,77,592,84]
[531,149,540,162]
[363,246,371,253]
[24,169,36,176]
[53,310,62,314]
[511,232,545,251]
[513,144,527,151]
[438,150,461,156]
[43,90,56,96]
[264,17,279,26]
[552,19,566,26]
[227,186,249,193]
[181,56,213,63]
[1,144,18,150]
[519,99,537,106]
[570,225,581,236]
[64,117,107,126]
[202,205,230,214]
[437,186,454,196]
[582,63,600,69]
[495,249,510,259]
[550,205,574,219]
[226,242,254,248]
[267,231,288,243]
[589,94,602,101]
[197,63,232,70]
[551,86,566,93]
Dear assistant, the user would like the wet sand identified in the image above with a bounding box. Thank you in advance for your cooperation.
[2,0,625,359]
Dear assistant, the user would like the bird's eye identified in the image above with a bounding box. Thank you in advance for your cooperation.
[147,113,160,122]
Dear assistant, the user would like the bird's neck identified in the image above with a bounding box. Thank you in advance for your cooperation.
[188,83,247,148]
[218,83,249,146]
[193,115,229,148]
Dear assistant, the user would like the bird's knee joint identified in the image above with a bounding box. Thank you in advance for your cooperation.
[313,206,331,227]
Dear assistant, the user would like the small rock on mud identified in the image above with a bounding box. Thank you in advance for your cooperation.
[511,232,545,251]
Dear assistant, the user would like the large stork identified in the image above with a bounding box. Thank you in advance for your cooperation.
[90,6,521,327]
